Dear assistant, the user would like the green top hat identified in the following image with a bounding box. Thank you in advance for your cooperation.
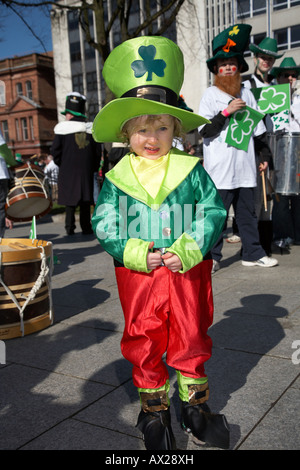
[249,37,284,58]
[206,24,252,74]
[92,36,209,143]
[271,57,300,77]
[61,92,87,119]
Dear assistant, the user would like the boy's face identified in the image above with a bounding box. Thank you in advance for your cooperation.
[127,114,175,160]
[216,57,239,76]
[277,69,298,87]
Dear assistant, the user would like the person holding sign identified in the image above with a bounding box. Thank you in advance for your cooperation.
[270,57,300,246]
[199,24,278,272]
[243,37,283,256]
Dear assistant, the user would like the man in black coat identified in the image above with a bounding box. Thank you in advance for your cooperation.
[51,92,102,235]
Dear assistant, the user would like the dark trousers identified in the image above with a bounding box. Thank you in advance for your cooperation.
[212,187,266,262]
[65,202,92,234]
[272,194,300,244]
[0,179,9,238]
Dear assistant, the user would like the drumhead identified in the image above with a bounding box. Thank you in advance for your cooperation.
[6,197,51,222]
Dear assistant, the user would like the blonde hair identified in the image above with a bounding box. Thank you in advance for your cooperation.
[119,114,184,144]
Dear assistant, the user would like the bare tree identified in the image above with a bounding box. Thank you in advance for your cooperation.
[0,0,187,63]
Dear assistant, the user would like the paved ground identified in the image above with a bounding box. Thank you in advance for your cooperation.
[0,212,299,453]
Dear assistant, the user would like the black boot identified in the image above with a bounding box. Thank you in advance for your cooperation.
[181,400,230,449]
[136,390,176,450]
[137,408,176,450]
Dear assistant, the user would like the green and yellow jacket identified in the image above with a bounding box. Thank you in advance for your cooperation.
[92,148,226,273]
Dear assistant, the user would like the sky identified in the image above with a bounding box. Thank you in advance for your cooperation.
[0,4,53,60]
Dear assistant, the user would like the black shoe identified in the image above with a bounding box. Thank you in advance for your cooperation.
[82,229,94,235]
[66,230,75,235]
[181,401,230,449]
[136,408,176,450]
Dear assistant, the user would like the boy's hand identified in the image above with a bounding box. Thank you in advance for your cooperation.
[225,98,246,115]
[161,252,182,272]
[258,161,268,173]
[147,241,163,270]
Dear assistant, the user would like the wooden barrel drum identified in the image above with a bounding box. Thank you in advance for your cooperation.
[5,162,52,222]
[0,238,53,339]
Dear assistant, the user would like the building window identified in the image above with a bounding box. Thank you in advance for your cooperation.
[236,0,266,18]
[0,81,5,105]
[68,9,80,30]
[87,71,97,91]
[70,41,81,62]
[72,74,84,94]
[291,24,300,48]
[29,117,34,140]
[245,32,267,56]
[21,118,29,141]
[273,0,300,9]
[16,82,23,96]
[85,42,95,60]
[88,102,98,120]
[26,81,33,100]
[274,28,288,50]
[274,25,300,50]
[1,121,9,141]
[15,119,21,141]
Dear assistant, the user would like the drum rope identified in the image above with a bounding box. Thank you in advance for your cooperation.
[0,246,52,336]
[28,162,49,199]
[15,162,48,200]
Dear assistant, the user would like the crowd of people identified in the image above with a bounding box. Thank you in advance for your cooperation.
[0,25,299,451]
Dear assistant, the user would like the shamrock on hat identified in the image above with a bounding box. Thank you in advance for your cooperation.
[92,36,209,143]
[206,24,252,74]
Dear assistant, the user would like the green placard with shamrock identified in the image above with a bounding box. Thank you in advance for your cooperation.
[225,106,264,151]
[251,83,290,114]
[271,109,289,131]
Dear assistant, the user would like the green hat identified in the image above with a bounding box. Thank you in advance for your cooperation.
[249,37,284,58]
[61,92,87,119]
[92,36,209,143]
[206,24,252,74]
[271,57,300,77]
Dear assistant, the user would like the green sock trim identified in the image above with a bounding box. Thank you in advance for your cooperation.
[176,371,208,402]
[138,380,170,406]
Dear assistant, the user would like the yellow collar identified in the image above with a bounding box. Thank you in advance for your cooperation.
[105,148,199,208]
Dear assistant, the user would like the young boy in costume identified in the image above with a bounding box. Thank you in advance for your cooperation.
[199,24,278,273]
[91,36,229,450]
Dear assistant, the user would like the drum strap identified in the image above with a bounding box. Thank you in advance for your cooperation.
[17,163,49,199]
[0,246,53,336]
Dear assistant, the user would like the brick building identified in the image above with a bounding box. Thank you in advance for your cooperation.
[0,52,57,160]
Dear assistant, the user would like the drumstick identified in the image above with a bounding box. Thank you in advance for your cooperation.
[261,170,267,211]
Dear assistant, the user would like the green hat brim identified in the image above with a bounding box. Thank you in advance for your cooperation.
[92,98,210,143]
[206,51,249,73]
[61,108,87,119]
[271,66,300,77]
[249,43,284,58]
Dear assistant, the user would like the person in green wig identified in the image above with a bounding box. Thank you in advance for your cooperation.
[92,35,230,450]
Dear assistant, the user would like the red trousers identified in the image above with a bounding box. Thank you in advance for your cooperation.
[115,260,214,390]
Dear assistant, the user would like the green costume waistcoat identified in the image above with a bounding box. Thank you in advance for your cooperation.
[92,148,226,273]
